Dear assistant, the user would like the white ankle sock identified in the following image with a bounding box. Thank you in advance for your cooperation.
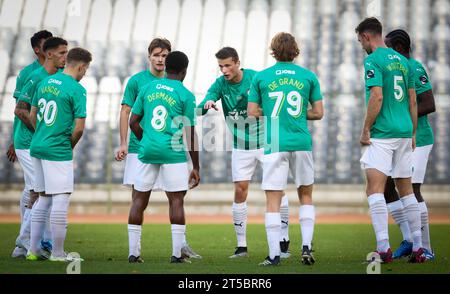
[418,201,431,251]
[265,212,281,259]
[50,194,70,257]
[401,194,422,251]
[30,197,52,254]
[368,193,390,252]
[171,224,186,258]
[128,224,142,257]
[299,205,315,249]
[232,202,247,247]
[387,200,412,242]
[280,195,290,242]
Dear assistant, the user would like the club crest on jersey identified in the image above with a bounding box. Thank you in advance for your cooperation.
[366,70,375,79]
[420,75,428,85]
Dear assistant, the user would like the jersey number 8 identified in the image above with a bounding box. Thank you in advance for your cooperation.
[151,105,168,131]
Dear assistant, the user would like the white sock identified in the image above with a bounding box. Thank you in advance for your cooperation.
[418,202,431,251]
[128,224,142,257]
[265,212,281,259]
[280,195,290,242]
[182,231,187,247]
[299,205,315,249]
[232,202,247,247]
[20,189,30,221]
[17,208,32,249]
[401,194,422,251]
[387,200,412,242]
[368,193,390,252]
[171,224,186,258]
[43,209,52,242]
[50,194,70,258]
[30,197,52,254]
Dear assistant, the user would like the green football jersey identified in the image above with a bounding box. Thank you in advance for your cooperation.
[12,60,42,146]
[248,62,323,154]
[364,47,415,139]
[14,66,52,149]
[132,78,196,164]
[409,58,434,147]
[197,69,262,150]
[122,70,162,153]
[30,72,87,161]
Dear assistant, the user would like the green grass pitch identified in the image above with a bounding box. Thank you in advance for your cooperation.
[0,223,449,274]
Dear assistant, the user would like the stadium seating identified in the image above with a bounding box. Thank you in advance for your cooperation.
[0,0,449,185]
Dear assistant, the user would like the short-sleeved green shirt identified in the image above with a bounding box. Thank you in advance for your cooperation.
[30,72,87,161]
[122,70,162,153]
[363,47,415,139]
[197,69,262,150]
[132,78,196,164]
[409,58,434,147]
[14,66,52,149]
[248,62,323,154]
[12,60,42,144]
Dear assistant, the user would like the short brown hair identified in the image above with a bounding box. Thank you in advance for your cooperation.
[270,32,299,62]
[148,37,171,55]
[67,47,92,64]
[355,17,382,35]
[215,47,239,62]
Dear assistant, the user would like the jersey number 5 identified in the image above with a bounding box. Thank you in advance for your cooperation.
[37,98,57,126]
[394,75,404,101]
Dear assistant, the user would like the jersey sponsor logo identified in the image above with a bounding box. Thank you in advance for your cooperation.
[275,69,295,75]
[48,78,62,85]
[156,83,174,92]
[366,70,375,79]
[419,75,428,85]
[388,54,401,61]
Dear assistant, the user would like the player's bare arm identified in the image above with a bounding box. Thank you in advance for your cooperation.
[14,101,34,132]
[30,106,38,129]
[115,104,131,161]
[409,88,418,150]
[71,118,85,148]
[417,89,436,117]
[247,102,262,118]
[129,113,143,140]
[203,100,218,111]
[360,86,383,146]
[185,125,200,189]
[6,143,17,162]
[307,100,324,120]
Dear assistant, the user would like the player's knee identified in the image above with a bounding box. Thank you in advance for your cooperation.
[234,183,248,201]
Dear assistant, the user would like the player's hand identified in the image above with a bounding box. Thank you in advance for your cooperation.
[360,130,371,146]
[6,143,17,162]
[412,135,416,151]
[204,101,218,111]
[188,168,200,189]
[115,144,128,161]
